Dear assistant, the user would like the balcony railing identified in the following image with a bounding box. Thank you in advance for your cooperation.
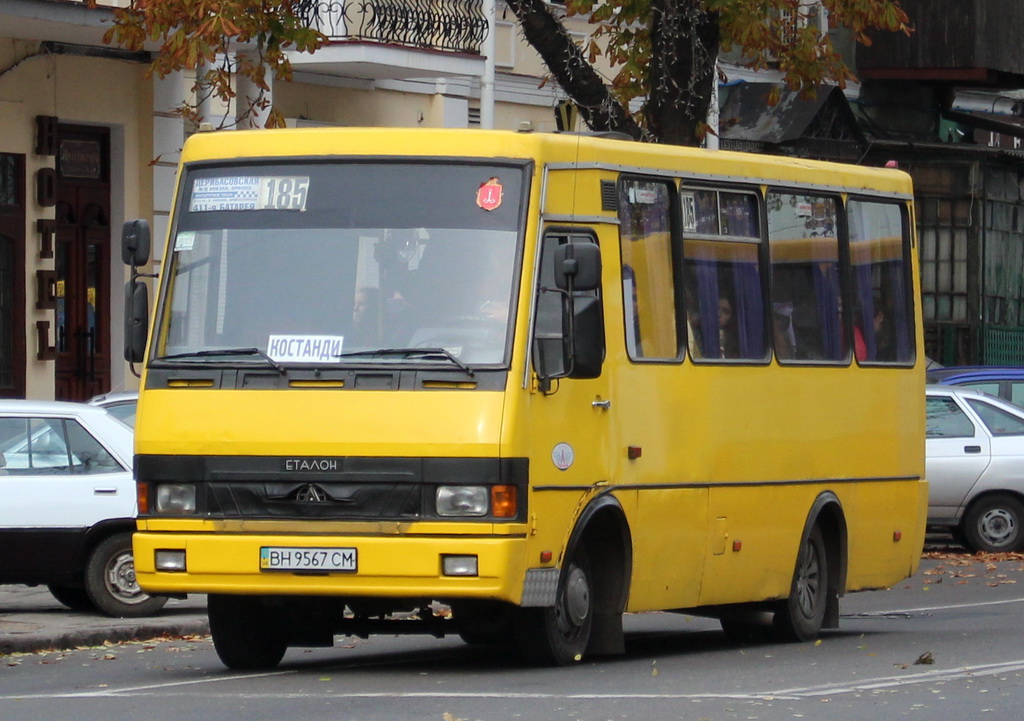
[295,0,489,54]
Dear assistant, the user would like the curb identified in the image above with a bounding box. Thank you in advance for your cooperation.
[0,617,210,656]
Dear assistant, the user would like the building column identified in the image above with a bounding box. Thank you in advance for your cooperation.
[152,71,187,267]
[235,51,274,129]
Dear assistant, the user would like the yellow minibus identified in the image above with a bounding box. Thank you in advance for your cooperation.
[122,128,927,669]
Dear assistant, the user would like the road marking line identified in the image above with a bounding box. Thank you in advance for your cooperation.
[849,596,1024,616]
[5,659,1024,702]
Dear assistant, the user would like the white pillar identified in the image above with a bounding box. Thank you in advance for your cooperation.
[706,58,720,150]
[480,0,496,129]
[196,58,218,127]
[235,52,274,129]
[152,71,187,263]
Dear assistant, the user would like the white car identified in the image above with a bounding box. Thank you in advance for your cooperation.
[87,390,139,429]
[926,386,1024,553]
[0,399,166,616]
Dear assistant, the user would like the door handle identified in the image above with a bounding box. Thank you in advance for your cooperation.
[592,399,611,410]
[964,445,982,454]
[93,487,118,495]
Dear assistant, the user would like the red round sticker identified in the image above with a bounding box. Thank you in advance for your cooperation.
[476,178,503,211]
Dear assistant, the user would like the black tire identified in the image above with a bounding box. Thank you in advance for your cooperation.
[720,611,772,645]
[84,533,169,618]
[514,547,593,665]
[47,584,95,612]
[774,525,828,642]
[453,600,514,646]
[962,494,1024,553]
[208,594,288,670]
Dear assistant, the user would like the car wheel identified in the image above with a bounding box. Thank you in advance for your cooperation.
[774,525,828,642]
[962,494,1024,553]
[47,584,95,612]
[84,533,169,617]
[514,546,593,665]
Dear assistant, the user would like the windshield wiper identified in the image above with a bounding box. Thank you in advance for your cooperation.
[157,347,286,373]
[336,347,474,377]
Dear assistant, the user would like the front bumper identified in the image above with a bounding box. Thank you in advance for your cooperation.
[133,529,530,603]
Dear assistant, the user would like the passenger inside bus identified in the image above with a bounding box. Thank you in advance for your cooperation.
[772,302,796,360]
[718,296,739,358]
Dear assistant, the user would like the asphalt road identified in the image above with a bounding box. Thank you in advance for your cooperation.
[3,541,1024,721]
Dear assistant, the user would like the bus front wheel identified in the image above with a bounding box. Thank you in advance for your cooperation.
[774,525,828,642]
[515,547,593,665]
[209,594,288,670]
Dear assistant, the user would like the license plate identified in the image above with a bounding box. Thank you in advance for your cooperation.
[260,546,357,572]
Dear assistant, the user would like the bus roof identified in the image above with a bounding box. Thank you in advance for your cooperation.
[179,127,914,198]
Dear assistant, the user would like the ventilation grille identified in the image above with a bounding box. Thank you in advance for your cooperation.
[600,180,618,212]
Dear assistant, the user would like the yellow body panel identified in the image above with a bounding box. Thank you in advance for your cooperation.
[135,127,926,623]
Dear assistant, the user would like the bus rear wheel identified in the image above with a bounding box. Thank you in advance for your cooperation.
[209,594,288,670]
[515,547,593,665]
[774,525,828,642]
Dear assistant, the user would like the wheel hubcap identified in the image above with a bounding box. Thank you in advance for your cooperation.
[556,563,590,636]
[796,539,822,618]
[979,508,1017,547]
[105,551,148,604]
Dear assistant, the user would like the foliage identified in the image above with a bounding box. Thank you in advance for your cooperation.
[87,0,324,128]
[519,0,911,144]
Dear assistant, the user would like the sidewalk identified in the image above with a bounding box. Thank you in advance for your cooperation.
[0,585,209,656]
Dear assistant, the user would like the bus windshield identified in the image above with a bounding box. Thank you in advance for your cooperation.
[156,162,526,368]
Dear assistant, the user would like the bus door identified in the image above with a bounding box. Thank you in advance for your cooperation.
[612,176,709,610]
[527,228,612,553]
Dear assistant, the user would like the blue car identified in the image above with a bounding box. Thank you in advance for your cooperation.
[927,366,1024,409]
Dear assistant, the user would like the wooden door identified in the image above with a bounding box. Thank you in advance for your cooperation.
[54,125,111,401]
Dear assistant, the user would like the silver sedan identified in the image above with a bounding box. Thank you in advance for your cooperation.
[926,386,1024,553]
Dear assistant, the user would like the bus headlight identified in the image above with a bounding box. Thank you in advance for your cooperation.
[155,484,197,514]
[436,486,488,516]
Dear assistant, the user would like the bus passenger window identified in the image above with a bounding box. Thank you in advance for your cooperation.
[618,178,679,361]
[681,188,766,362]
[848,199,915,364]
[767,192,844,363]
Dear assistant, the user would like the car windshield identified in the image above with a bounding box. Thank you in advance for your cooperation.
[157,162,525,368]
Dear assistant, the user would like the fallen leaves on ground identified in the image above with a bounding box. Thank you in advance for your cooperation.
[919,549,1024,587]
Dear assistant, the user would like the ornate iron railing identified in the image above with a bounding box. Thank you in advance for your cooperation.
[296,0,488,54]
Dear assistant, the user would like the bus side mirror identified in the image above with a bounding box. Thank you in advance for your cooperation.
[124,279,149,363]
[122,220,151,267]
[568,295,604,379]
[554,242,601,292]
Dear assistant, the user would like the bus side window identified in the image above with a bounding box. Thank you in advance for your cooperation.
[617,178,679,361]
[767,192,844,363]
[848,199,915,364]
[681,188,766,362]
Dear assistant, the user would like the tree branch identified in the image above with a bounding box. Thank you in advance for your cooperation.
[504,0,642,139]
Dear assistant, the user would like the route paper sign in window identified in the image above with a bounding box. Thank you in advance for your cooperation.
[190,176,310,212]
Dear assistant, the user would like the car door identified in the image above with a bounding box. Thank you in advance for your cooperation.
[925,394,991,520]
[961,397,1024,500]
[0,413,134,575]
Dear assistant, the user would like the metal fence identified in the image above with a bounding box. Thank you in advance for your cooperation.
[295,0,489,54]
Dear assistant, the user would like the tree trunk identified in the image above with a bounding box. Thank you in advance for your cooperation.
[503,0,643,139]
[645,0,719,146]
